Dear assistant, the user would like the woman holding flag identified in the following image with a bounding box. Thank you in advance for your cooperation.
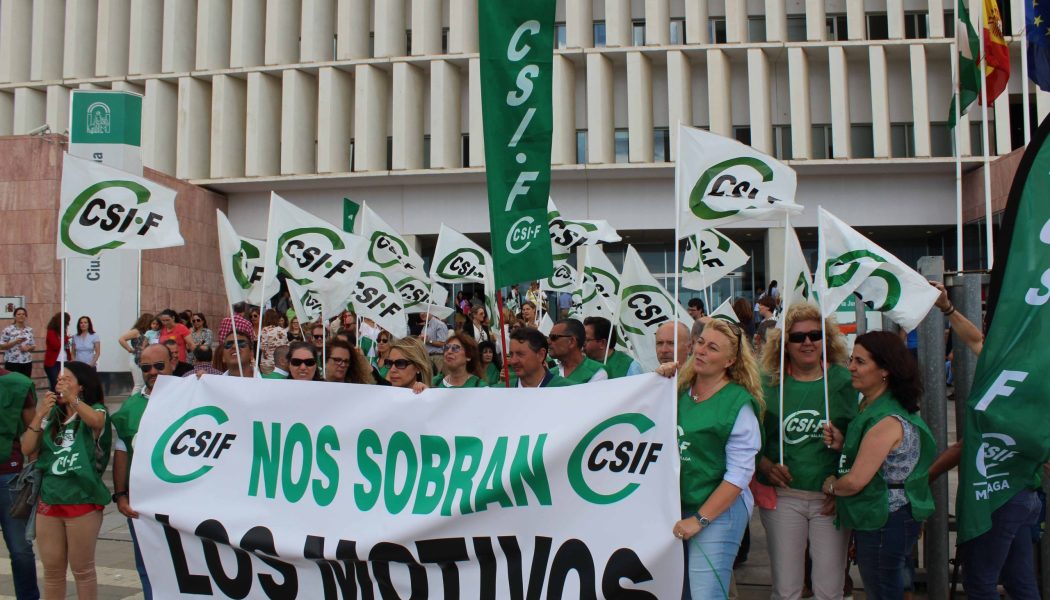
[757,303,856,600]
[821,332,936,600]
[656,319,763,599]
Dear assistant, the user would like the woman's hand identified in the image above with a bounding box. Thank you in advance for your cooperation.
[823,422,844,451]
[37,393,57,420]
[821,475,838,496]
[411,382,428,395]
[672,516,702,541]
[760,458,793,488]
[654,362,679,378]
[820,493,837,516]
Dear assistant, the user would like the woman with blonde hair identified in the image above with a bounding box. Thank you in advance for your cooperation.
[386,337,431,393]
[656,318,764,599]
[757,302,857,600]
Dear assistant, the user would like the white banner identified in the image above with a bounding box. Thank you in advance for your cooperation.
[680,228,750,292]
[130,374,682,598]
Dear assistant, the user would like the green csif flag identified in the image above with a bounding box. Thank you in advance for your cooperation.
[956,115,1050,543]
[342,198,360,233]
[478,0,555,287]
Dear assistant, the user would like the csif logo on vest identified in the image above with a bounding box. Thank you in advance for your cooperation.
[782,410,826,445]
[688,157,785,221]
[568,413,663,505]
[151,406,237,484]
[973,432,1018,500]
[354,271,404,319]
[231,239,264,290]
[60,180,166,256]
[549,217,598,251]
[619,285,675,335]
[825,250,902,311]
[368,231,418,271]
[276,227,355,287]
[436,248,487,281]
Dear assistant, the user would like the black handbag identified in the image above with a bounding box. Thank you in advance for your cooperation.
[9,461,39,520]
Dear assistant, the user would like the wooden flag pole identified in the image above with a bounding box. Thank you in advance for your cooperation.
[496,291,511,387]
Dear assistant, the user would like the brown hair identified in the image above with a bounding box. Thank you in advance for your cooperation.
[325,340,375,385]
[854,331,922,413]
[446,332,485,379]
[262,309,282,328]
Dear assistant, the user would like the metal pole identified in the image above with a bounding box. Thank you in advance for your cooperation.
[949,273,982,436]
[917,256,948,599]
[853,293,866,336]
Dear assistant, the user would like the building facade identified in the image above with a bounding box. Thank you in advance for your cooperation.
[0,0,1039,302]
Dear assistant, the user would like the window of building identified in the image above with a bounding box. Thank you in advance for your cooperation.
[386,136,393,170]
[867,13,889,40]
[349,138,355,171]
[904,12,929,39]
[929,123,953,157]
[890,122,914,157]
[773,125,793,160]
[826,15,848,41]
[748,16,767,42]
[734,127,751,146]
[670,18,686,44]
[369,32,375,57]
[851,124,874,158]
[594,21,607,47]
[406,30,412,54]
[461,134,470,166]
[614,128,629,163]
[633,20,646,46]
[442,27,450,53]
[970,121,995,155]
[576,130,588,164]
[944,10,955,36]
[555,22,567,49]
[422,134,431,169]
[653,128,670,162]
[787,15,807,41]
[812,124,833,159]
[709,18,727,43]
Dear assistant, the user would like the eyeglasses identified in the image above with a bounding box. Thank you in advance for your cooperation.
[290,358,317,367]
[389,359,414,370]
[192,318,202,323]
[224,340,249,349]
[327,357,350,366]
[139,362,167,373]
[548,334,574,341]
[787,330,823,344]
[444,344,463,353]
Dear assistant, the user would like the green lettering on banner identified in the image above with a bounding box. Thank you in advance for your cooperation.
[442,437,484,517]
[354,429,383,511]
[413,435,451,515]
[479,0,555,287]
[312,426,340,507]
[249,422,281,499]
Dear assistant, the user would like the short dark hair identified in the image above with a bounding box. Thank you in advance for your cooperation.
[193,345,213,363]
[854,331,923,413]
[159,308,178,320]
[584,316,616,347]
[757,296,777,312]
[232,302,247,315]
[509,327,548,354]
[554,318,585,348]
[687,298,705,312]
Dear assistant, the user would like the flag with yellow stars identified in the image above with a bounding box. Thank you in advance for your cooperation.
[1027,0,1050,91]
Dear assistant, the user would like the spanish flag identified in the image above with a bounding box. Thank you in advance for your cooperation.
[982,0,1010,106]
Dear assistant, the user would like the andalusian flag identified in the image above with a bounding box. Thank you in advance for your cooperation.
[981,0,1010,106]
[949,0,982,128]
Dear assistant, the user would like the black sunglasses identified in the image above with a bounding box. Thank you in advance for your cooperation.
[290,358,317,367]
[548,334,574,341]
[389,359,414,370]
[312,334,325,340]
[139,362,167,373]
[787,331,823,344]
[224,340,249,349]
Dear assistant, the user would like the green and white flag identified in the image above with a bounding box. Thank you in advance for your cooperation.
[957,115,1050,543]
[548,197,622,261]
[948,0,981,129]
[708,298,741,324]
[680,227,750,292]
[618,246,690,372]
[286,278,324,323]
[57,153,183,259]
[216,210,273,305]
[542,259,578,293]
[356,203,427,276]
[318,269,409,339]
[781,222,814,310]
[816,207,938,332]
[537,312,555,335]
[577,245,621,318]
[676,124,802,230]
[342,197,361,233]
[479,0,556,287]
[431,224,499,323]
[394,273,454,319]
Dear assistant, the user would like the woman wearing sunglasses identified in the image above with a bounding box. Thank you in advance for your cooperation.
[286,341,321,381]
[756,303,856,600]
[432,332,487,388]
[385,337,430,393]
[372,332,393,381]
[214,330,255,377]
[655,319,764,599]
[324,340,374,384]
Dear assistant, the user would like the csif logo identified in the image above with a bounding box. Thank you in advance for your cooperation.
[276,227,355,286]
[975,432,1018,480]
[549,216,598,250]
[568,413,663,504]
[688,157,784,221]
[825,250,901,311]
[151,406,237,484]
[619,285,675,335]
[61,181,166,256]
[354,271,404,318]
[232,239,264,290]
[368,231,417,271]
[395,275,432,310]
[782,410,825,445]
[506,216,544,255]
[587,266,619,304]
[436,248,486,281]
[546,263,575,290]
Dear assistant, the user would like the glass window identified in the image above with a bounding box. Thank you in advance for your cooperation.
[461,134,470,166]
[774,125,793,160]
[970,121,995,155]
[812,124,832,159]
[594,21,607,48]
[944,10,955,37]
[787,15,807,41]
[930,123,953,157]
[710,18,727,43]
[890,122,913,157]
[422,135,431,169]
[386,136,393,170]
[348,138,355,171]
[904,12,929,39]
[555,23,566,49]
[851,124,874,158]
[748,16,767,42]
[653,128,670,162]
[633,21,645,46]
[670,18,686,44]
[614,129,629,163]
[867,14,889,40]
[442,27,450,53]
[826,15,848,41]
[733,127,751,146]
[576,130,588,164]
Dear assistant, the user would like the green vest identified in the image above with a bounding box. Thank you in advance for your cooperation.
[484,363,502,386]
[679,382,758,510]
[759,364,857,492]
[111,392,149,474]
[560,356,606,385]
[603,351,634,379]
[0,372,34,462]
[431,374,488,388]
[36,405,112,506]
[836,392,936,531]
[261,371,288,380]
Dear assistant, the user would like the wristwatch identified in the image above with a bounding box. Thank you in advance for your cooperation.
[692,512,711,528]
[112,491,128,502]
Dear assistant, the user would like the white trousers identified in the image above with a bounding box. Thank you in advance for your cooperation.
[759,492,850,600]
[129,353,145,395]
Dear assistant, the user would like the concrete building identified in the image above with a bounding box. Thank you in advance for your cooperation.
[0,0,1040,303]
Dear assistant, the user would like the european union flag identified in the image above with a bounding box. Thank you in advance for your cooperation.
[1027,0,1050,91]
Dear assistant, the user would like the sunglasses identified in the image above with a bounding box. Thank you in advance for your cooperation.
[388,359,414,370]
[139,362,167,373]
[192,318,202,323]
[224,340,249,349]
[312,334,325,340]
[444,344,463,353]
[290,358,317,367]
[548,334,574,341]
[327,357,350,366]
[378,338,390,343]
[787,330,823,344]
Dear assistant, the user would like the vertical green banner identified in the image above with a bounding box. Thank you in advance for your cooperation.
[342,198,360,233]
[479,0,555,288]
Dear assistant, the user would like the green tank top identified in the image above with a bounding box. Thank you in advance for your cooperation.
[603,351,634,379]
[431,374,487,388]
[678,382,758,510]
[0,372,33,462]
[759,364,857,491]
[561,356,606,385]
[111,392,149,470]
[484,363,502,386]
[36,404,112,506]
[835,392,935,531]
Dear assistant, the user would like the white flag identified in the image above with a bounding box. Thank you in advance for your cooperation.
[286,278,324,323]
[58,153,183,259]
[216,210,274,305]
[676,124,802,230]
[537,312,555,335]
[430,224,499,326]
[393,272,454,319]
[708,298,741,324]
[618,246,691,372]
[816,207,938,332]
[680,227,750,291]
[357,203,427,275]
[578,245,621,318]
[321,268,410,338]
[548,197,621,260]
[781,223,815,310]
[542,259,577,293]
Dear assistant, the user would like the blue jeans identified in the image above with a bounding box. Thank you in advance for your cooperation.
[961,488,1041,600]
[853,505,921,600]
[44,363,60,392]
[0,472,40,599]
[681,496,749,600]
[127,518,153,599]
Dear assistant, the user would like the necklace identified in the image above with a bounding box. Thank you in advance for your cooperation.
[689,377,729,403]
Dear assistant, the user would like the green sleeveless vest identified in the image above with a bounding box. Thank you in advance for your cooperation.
[603,351,634,379]
[36,404,112,506]
[561,356,606,385]
[111,392,149,467]
[836,392,935,531]
[431,374,487,388]
[484,363,502,386]
[0,372,34,462]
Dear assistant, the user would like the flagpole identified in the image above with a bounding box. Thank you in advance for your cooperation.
[697,235,712,318]
[952,35,965,271]
[816,206,831,436]
[673,123,682,367]
[1021,20,1032,146]
[60,258,67,375]
[422,281,434,344]
[255,197,277,369]
[602,321,615,365]
[229,302,243,376]
[496,290,511,387]
[777,213,791,466]
[978,0,995,269]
